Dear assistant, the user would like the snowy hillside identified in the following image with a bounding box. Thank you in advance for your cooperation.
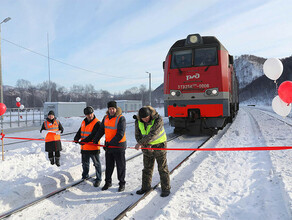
[234,55,266,89]
[1,106,292,219]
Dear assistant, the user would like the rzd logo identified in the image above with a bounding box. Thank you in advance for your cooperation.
[186,73,200,81]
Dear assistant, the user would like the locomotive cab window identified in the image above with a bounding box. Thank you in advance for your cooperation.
[194,47,217,67]
[171,50,192,69]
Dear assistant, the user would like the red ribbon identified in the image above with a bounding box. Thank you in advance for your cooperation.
[133,146,292,151]
[1,133,292,151]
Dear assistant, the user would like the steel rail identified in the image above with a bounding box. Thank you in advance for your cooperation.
[113,135,213,220]
[258,109,292,128]
[0,133,181,219]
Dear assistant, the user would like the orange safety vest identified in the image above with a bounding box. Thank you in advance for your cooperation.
[80,118,100,150]
[44,120,61,142]
[104,114,126,144]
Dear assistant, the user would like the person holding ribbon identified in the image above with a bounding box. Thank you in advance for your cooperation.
[134,106,171,197]
[93,101,127,192]
[40,111,64,166]
[74,106,102,187]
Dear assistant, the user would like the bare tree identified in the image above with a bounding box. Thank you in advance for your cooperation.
[16,79,32,89]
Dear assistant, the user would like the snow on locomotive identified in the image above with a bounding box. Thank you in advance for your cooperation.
[163,34,239,133]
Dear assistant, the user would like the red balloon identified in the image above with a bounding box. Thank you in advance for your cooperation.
[0,103,7,116]
[16,102,21,107]
[278,81,292,104]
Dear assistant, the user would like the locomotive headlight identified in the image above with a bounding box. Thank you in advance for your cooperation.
[205,88,218,96]
[186,34,202,45]
[212,89,218,95]
[189,35,198,43]
[170,90,181,97]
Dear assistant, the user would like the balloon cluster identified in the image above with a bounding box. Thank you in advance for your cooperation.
[263,58,291,117]
[16,97,24,110]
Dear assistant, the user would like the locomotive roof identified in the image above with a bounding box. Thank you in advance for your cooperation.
[170,36,228,52]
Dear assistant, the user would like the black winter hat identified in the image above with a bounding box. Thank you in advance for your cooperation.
[48,110,55,116]
[107,101,117,109]
[139,107,151,118]
[84,106,94,115]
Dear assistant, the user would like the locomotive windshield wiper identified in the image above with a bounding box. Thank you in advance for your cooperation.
[174,58,183,74]
[204,65,211,72]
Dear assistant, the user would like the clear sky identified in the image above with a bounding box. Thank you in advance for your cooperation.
[0,0,291,93]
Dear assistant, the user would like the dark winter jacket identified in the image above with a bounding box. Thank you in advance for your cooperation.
[134,106,166,147]
[40,118,64,152]
[93,107,127,153]
[74,115,101,154]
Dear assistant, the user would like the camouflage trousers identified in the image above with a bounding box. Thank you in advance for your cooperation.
[141,142,170,191]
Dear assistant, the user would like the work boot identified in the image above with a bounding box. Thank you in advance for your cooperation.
[94,180,101,187]
[49,157,54,165]
[160,191,170,197]
[82,175,89,180]
[102,183,112,191]
[118,184,125,192]
[136,188,150,195]
[55,157,60,167]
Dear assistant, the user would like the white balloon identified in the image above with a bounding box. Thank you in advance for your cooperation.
[272,96,291,117]
[263,58,283,80]
[20,105,24,110]
[16,97,21,102]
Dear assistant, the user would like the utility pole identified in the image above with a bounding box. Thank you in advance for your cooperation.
[0,17,11,161]
[146,71,151,106]
[47,33,51,102]
[0,17,11,105]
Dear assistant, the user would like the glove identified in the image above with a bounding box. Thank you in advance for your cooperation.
[73,140,83,145]
[40,130,49,138]
[103,143,109,151]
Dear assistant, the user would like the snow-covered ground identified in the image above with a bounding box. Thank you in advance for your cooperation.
[1,106,292,219]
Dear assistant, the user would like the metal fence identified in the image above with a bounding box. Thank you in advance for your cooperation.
[0,107,44,129]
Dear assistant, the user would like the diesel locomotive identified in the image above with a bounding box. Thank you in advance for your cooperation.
[163,34,239,133]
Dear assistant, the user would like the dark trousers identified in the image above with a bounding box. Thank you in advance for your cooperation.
[48,151,60,158]
[105,151,126,186]
[82,151,102,181]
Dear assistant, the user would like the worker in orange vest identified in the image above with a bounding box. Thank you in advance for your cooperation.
[94,101,127,192]
[40,111,64,166]
[74,106,102,187]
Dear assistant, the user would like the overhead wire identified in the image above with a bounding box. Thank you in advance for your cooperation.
[2,38,148,80]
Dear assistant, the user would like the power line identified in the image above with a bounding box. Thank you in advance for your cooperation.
[2,38,147,80]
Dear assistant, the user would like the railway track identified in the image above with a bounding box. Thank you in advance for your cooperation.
[0,116,223,219]
[258,109,292,128]
[10,107,288,219]
[0,132,182,219]
[114,135,214,220]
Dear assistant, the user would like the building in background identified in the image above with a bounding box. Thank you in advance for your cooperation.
[116,100,142,113]
[44,102,86,118]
